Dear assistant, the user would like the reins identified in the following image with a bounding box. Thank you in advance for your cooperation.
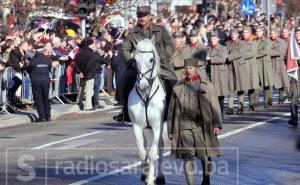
[135,50,160,128]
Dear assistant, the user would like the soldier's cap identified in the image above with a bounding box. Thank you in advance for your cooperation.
[137,6,151,18]
[237,23,243,27]
[295,26,300,32]
[282,27,290,32]
[209,31,219,38]
[243,26,252,33]
[270,27,277,34]
[172,31,183,38]
[230,28,239,34]
[184,58,198,68]
[255,25,264,31]
[190,29,199,37]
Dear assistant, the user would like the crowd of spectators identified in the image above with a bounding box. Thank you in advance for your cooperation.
[0,0,299,112]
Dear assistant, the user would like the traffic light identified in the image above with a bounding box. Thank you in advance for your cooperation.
[77,0,96,17]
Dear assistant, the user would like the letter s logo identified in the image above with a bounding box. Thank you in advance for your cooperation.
[16,154,36,182]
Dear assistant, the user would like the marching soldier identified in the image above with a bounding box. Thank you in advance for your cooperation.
[242,27,260,111]
[270,28,289,104]
[113,5,177,123]
[288,26,300,126]
[226,28,251,115]
[170,31,190,80]
[207,31,229,118]
[167,58,222,185]
[256,26,274,108]
[281,27,290,42]
[188,29,208,80]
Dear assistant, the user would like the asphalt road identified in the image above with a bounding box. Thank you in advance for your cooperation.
[0,95,300,185]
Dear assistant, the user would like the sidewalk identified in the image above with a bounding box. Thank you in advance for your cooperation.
[0,96,118,129]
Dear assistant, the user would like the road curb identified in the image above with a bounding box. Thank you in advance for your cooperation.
[0,102,119,129]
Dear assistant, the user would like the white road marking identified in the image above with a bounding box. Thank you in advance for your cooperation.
[56,139,102,149]
[69,112,290,185]
[32,131,103,150]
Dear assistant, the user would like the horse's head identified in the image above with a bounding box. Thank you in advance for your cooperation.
[134,37,160,92]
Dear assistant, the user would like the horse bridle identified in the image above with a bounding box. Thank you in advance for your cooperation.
[135,50,160,128]
[136,50,158,87]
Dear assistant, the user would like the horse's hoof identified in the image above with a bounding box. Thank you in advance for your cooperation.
[155,176,166,185]
[141,173,147,182]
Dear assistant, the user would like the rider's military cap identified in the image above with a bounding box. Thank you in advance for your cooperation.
[137,6,151,18]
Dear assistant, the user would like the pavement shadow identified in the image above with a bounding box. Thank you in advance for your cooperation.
[101,122,132,128]
[12,111,38,122]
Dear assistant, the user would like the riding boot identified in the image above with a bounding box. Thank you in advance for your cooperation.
[184,160,195,185]
[162,79,172,121]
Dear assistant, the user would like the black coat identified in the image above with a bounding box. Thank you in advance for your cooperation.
[26,53,52,81]
[7,48,25,72]
[94,52,109,74]
[75,47,98,80]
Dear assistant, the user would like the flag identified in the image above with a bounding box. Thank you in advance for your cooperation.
[286,32,300,80]
[37,19,56,30]
[68,46,79,60]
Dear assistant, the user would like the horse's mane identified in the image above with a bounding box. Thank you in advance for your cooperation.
[135,39,160,73]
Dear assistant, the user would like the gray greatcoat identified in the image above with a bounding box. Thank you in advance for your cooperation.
[207,44,229,96]
[167,78,222,159]
[271,38,290,89]
[189,44,208,81]
[244,40,260,90]
[170,46,192,80]
[256,38,273,87]
[227,40,251,91]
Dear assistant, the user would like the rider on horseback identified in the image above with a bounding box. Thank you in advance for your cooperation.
[113,5,178,123]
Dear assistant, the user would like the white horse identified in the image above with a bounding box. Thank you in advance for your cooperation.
[128,37,167,185]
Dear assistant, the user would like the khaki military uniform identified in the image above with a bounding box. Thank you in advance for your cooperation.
[170,46,191,80]
[189,43,208,81]
[226,40,251,110]
[243,39,260,108]
[168,77,222,185]
[207,44,229,97]
[256,38,273,106]
[168,78,222,159]
[271,38,289,103]
[118,23,177,106]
